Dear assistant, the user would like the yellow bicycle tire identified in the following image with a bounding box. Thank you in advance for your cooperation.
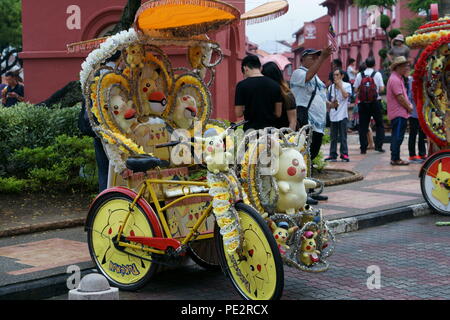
[86,192,159,290]
[215,203,284,300]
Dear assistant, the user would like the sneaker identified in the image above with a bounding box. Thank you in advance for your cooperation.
[375,148,386,153]
[409,156,423,163]
[340,154,350,162]
[420,155,428,160]
[325,156,337,162]
[361,150,367,154]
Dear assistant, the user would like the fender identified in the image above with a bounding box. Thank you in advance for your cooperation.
[85,187,163,237]
[419,149,450,178]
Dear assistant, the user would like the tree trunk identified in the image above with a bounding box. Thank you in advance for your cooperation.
[109,0,141,35]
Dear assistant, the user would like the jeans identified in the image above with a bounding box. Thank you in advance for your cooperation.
[390,117,408,161]
[408,117,426,157]
[358,101,385,152]
[310,131,324,161]
[329,118,348,158]
[94,137,109,192]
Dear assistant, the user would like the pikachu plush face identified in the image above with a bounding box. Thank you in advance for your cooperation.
[431,161,450,206]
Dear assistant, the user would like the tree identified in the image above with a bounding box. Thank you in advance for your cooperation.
[109,0,141,35]
[438,0,450,16]
[407,0,438,19]
[0,0,22,51]
[0,0,22,76]
[354,0,397,10]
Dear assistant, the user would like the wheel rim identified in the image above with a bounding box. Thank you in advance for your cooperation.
[421,153,450,214]
[223,209,279,300]
[90,198,154,286]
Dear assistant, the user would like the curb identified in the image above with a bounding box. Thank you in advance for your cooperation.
[320,168,364,187]
[327,202,432,235]
[0,268,96,300]
[0,218,85,239]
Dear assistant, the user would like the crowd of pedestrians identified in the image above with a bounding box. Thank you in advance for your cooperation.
[234,31,426,182]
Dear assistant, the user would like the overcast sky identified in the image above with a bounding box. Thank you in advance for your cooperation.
[245,0,328,47]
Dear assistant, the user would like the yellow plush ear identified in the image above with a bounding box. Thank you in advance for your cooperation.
[438,161,443,174]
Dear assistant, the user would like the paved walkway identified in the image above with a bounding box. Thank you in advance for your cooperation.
[0,132,436,299]
[50,215,450,300]
[319,133,425,219]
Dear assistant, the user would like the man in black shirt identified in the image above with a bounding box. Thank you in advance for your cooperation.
[1,72,24,107]
[234,55,282,131]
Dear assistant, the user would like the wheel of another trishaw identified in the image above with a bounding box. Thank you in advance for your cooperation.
[188,238,221,270]
[420,150,450,216]
[214,202,284,300]
[86,192,160,290]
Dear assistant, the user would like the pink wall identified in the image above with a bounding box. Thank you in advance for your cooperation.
[20,0,246,121]
[292,15,332,84]
[321,0,420,71]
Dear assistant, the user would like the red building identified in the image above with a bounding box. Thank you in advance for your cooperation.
[292,15,332,83]
[20,0,246,121]
[320,0,420,70]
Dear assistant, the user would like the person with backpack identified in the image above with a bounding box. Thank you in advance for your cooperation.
[353,57,386,154]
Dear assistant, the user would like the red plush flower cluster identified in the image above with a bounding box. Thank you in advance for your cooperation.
[414,34,450,84]
[419,20,450,30]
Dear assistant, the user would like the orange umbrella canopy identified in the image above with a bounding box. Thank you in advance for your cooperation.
[241,0,289,25]
[135,0,241,37]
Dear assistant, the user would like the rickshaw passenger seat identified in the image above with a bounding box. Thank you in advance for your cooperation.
[126,155,169,173]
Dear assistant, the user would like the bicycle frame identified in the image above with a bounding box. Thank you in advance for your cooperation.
[116,177,213,256]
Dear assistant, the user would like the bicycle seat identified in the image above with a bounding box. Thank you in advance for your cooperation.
[126,155,168,173]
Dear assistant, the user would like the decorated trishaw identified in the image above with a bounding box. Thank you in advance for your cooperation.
[69,0,335,300]
[406,5,450,216]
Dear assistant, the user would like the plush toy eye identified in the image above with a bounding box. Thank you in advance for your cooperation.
[146,83,151,87]
[114,105,119,110]
[292,159,299,166]
[132,50,136,54]
[209,141,214,145]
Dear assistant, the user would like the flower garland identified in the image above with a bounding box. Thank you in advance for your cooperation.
[406,29,450,48]
[413,34,450,148]
[207,172,241,253]
[80,29,139,93]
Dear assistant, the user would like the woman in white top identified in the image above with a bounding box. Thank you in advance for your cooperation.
[326,69,352,162]
[347,58,358,84]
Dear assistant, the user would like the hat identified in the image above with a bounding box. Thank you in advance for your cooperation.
[390,56,409,71]
[301,48,321,58]
[392,34,405,45]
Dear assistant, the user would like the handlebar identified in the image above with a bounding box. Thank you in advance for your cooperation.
[154,121,247,149]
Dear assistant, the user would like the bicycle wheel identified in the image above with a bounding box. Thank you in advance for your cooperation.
[215,202,284,300]
[86,191,160,290]
[188,238,221,270]
[420,151,450,216]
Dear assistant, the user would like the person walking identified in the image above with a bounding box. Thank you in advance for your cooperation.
[347,58,358,85]
[261,61,297,130]
[388,34,410,60]
[353,57,386,154]
[325,69,352,162]
[405,66,427,163]
[234,55,282,131]
[386,56,413,166]
[290,46,333,203]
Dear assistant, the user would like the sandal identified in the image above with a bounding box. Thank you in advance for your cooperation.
[390,160,409,166]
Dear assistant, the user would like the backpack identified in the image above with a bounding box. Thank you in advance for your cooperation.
[358,71,378,103]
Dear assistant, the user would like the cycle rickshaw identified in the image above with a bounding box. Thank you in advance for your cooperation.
[407,7,450,216]
[69,0,335,300]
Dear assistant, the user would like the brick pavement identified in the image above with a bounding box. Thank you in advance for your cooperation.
[318,133,426,220]
[47,214,450,300]
[0,132,441,299]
